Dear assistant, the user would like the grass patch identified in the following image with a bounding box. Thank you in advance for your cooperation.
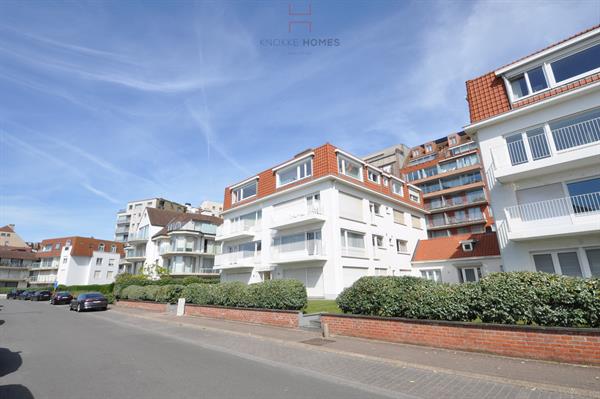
[305,300,342,314]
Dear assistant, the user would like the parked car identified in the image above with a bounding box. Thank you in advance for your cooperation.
[18,291,35,300]
[51,291,73,305]
[31,291,52,301]
[6,289,24,300]
[70,293,108,312]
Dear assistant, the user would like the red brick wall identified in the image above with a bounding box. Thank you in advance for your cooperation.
[322,314,600,365]
[185,305,299,328]
[116,300,168,313]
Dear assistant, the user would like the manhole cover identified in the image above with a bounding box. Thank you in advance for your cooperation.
[301,338,335,346]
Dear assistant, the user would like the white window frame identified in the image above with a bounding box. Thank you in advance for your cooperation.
[460,266,482,282]
[396,239,408,253]
[96,257,103,266]
[93,270,101,279]
[372,234,384,248]
[337,155,363,181]
[340,229,366,258]
[392,181,403,196]
[369,201,382,216]
[425,144,433,153]
[409,188,420,202]
[530,249,587,277]
[276,158,313,188]
[367,168,380,183]
[98,243,105,252]
[449,136,457,146]
[421,269,442,282]
[232,180,258,204]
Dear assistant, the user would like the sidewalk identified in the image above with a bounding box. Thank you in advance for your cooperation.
[108,305,600,398]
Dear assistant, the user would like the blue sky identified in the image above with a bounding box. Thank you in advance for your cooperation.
[1,0,598,242]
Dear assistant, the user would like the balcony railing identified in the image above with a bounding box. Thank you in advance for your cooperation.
[0,260,30,268]
[271,239,324,262]
[552,116,600,151]
[215,252,261,268]
[425,194,486,210]
[29,275,57,283]
[159,246,217,255]
[429,213,485,227]
[169,268,219,275]
[341,247,367,258]
[217,219,260,239]
[31,262,58,269]
[128,232,149,242]
[125,250,146,258]
[271,202,323,228]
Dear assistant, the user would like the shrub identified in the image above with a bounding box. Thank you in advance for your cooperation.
[335,273,600,328]
[211,282,252,308]
[247,279,307,310]
[141,285,161,301]
[105,293,115,304]
[121,285,145,300]
[182,283,216,305]
[155,284,185,304]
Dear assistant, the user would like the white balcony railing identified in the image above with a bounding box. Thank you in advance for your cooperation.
[159,246,217,255]
[271,239,324,262]
[552,116,600,151]
[29,275,57,283]
[125,250,146,258]
[505,192,600,239]
[31,262,58,269]
[217,219,260,240]
[271,202,323,228]
[128,231,148,242]
[215,252,261,268]
[429,213,485,227]
[341,247,367,258]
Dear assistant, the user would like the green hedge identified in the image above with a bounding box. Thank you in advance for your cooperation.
[120,279,308,311]
[336,273,600,328]
[113,273,218,297]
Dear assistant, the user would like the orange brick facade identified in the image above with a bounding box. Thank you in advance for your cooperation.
[222,143,423,211]
[185,304,299,328]
[322,314,600,365]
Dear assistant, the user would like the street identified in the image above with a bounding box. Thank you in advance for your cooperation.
[1,299,597,399]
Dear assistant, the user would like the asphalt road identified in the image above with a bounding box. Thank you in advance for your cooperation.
[0,299,389,399]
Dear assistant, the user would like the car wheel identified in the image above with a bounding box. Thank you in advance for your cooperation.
[77,303,83,312]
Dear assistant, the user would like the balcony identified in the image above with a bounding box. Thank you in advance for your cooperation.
[116,216,131,225]
[29,275,57,284]
[425,193,487,212]
[341,247,368,258]
[491,114,600,183]
[271,239,326,264]
[216,220,260,242]
[159,246,217,256]
[127,231,149,244]
[115,226,129,234]
[428,213,486,230]
[125,250,146,260]
[0,260,31,268]
[169,268,219,276]
[504,192,600,241]
[214,252,261,270]
[31,262,58,270]
[270,203,325,230]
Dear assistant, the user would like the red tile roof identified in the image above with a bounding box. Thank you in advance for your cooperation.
[0,225,15,233]
[412,233,500,262]
[0,246,38,261]
[466,25,600,124]
[152,213,223,238]
[146,208,188,227]
[38,237,125,258]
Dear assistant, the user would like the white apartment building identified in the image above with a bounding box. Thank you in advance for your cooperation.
[31,237,124,286]
[114,198,187,243]
[122,207,221,277]
[465,26,600,278]
[215,144,428,299]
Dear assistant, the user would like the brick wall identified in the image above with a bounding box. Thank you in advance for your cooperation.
[185,304,299,328]
[116,300,168,313]
[322,314,600,365]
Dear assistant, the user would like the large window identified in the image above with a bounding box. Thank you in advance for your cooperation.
[367,169,380,183]
[232,181,257,203]
[392,181,403,195]
[276,158,312,187]
[586,249,600,276]
[551,42,600,84]
[396,239,408,253]
[340,229,366,257]
[566,177,600,213]
[338,155,362,180]
[533,251,583,277]
[338,192,363,221]
[508,66,548,99]
[421,269,442,282]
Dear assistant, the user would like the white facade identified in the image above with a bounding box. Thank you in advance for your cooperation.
[412,257,502,284]
[122,210,163,275]
[114,198,186,243]
[215,177,427,299]
[469,75,600,277]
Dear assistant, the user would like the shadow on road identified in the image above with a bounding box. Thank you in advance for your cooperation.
[0,348,34,399]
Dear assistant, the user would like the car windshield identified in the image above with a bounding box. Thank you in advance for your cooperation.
[83,293,104,299]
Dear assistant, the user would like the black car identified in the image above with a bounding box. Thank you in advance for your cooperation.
[70,293,108,312]
[31,291,52,301]
[6,289,24,300]
[18,291,35,300]
[51,291,73,305]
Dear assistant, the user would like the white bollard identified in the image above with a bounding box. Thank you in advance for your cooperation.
[176,297,185,316]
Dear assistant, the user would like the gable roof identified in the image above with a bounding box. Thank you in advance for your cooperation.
[0,246,38,261]
[0,225,15,233]
[38,237,125,258]
[466,25,600,124]
[412,233,500,262]
[152,213,223,238]
[146,208,187,227]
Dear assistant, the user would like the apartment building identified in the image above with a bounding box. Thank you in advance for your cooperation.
[215,143,427,299]
[401,132,495,238]
[0,246,37,288]
[114,198,187,243]
[362,144,410,176]
[464,25,600,278]
[31,237,125,286]
[0,224,29,248]
[123,207,222,277]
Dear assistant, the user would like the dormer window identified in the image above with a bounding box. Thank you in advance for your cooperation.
[551,42,600,84]
[412,150,420,158]
[508,66,548,99]
[111,245,117,253]
[449,136,457,146]
[367,169,380,183]
[425,144,433,153]
[337,155,362,180]
[232,180,257,203]
[276,157,312,187]
[392,181,403,196]
[460,239,475,252]
[98,243,105,252]
[409,188,420,202]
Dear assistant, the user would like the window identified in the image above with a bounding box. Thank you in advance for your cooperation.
[111,245,117,253]
[392,181,403,195]
[232,180,257,203]
[509,66,548,100]
[339,192,363,221]
[108,259,115,267]
[396,239,408,253]
[106,271,113,280]
[93,270,101,279]
[461,241,474,251]
[372,235,384,248]
[421,269,442,282]
[393,209,405,225]
[586,248,600,277]
[382,177,389,187]
[460,267,482,282]
[62,257,67,264]
[425,144,433,152]
[567,177,600,213]
[338,156,362,180]
[66,240,71,246]
[506,133,528,166]
[557,252,583,277]
[276,158,312,187]
[411,215,422,229]
[449,136,457,146]
[367,169,380,183]
[340,229,366,257]
[98,243,105,252]
[369,202,381,216]
[407,153,436,166]
[551,42,600,84]
[533,251,583,276]
[409,188,420,202]
[55,243,61,250]
[96,258,103,266]
[412,150,420,157]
